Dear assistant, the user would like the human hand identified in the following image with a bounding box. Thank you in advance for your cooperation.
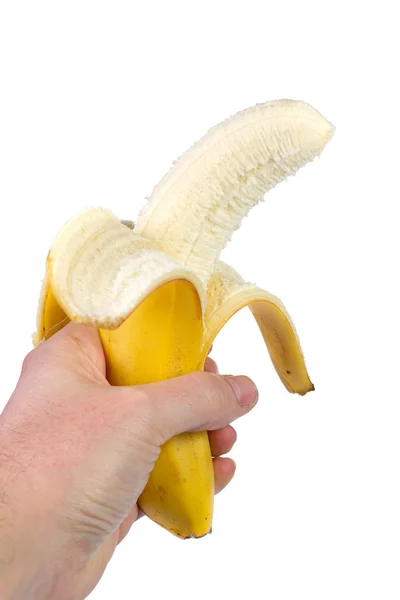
[0,323,258,599]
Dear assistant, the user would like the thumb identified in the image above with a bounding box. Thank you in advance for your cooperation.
[121,372,258,444]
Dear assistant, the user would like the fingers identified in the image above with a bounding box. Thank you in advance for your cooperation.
[59,323,106,373]
[210,425,237,494]
[209,425,237,457]
[121,372,258,444]
[214,457,236,494]
[35,322,106,377]
[204,356,218,374]
[117,504,140,544]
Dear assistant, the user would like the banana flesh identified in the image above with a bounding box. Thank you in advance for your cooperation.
[38,207,204,330]
[34,99,334,539]
[136,100,334,285]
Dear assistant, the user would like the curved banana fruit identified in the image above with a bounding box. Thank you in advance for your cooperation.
[136,99,333,285]
[34,99,334,539]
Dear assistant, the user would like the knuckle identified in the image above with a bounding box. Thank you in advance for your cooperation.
[117,387,164,444]
[187,371,217,402]
[21,349,37,375]
[204,357,218,374]
[206,372,232,402]
[192,371,232,408]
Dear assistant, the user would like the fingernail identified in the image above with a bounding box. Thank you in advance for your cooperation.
[225,376,258,407]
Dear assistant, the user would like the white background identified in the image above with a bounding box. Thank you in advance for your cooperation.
[1,1,399,599]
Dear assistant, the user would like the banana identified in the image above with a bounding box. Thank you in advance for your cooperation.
[34,99,334,539]
[136,99,334,285]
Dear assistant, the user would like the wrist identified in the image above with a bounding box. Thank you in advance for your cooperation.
[0,542,47,600]
[0,452,54,599]
[0,466,84,600]
[0,505,49,600]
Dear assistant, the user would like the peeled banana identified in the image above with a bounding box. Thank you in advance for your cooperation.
[34,99,334,539]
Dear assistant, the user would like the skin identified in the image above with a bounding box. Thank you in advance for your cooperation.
[0,323,258,600]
